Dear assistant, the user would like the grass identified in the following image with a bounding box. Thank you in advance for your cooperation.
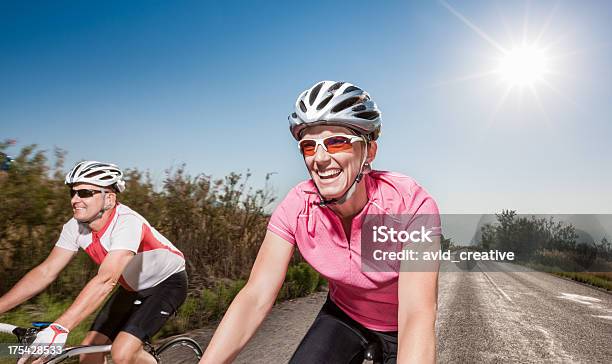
[527,262,612,291]
[550,271,612,291]
[0,293,95,346]
[0,294,95,364]
[515,249,612,292]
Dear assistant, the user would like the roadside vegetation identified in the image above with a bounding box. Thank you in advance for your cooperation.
[476,210,612,290]
[0,142,325,346]
[549,272,612,291]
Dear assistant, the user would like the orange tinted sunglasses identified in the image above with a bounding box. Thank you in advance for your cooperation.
[298,134,365,157]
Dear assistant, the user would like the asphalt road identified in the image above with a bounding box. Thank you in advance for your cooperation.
[436,263,611,363]
[190,264,611,363]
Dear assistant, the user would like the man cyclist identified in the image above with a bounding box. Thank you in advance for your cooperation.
[201,81,440,363]
[0,161,187,364]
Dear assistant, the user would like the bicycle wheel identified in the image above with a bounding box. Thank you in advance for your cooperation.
[155,337,203,364]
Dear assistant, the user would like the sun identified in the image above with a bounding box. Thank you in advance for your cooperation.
[438,0,571,121]
[498,46,550,87]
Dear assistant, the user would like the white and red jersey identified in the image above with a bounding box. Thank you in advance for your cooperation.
[55,203,185,291]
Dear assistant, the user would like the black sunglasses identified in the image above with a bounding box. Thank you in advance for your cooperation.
[69,188,106,198]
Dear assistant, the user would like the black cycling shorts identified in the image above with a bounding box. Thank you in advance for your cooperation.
[90,270,188,342]
[289,294,398,364]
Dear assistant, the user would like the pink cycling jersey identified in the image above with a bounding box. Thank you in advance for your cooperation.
[268,171,441,331]
[55,203,185,291]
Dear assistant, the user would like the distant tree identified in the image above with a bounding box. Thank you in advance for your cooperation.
[480,224,497,250]
[597,237,611,257]
[440,234,452,250]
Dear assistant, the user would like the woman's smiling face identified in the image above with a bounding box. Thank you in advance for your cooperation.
[300,125,369,200]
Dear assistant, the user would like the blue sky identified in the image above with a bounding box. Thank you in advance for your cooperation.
[1,0,611,213]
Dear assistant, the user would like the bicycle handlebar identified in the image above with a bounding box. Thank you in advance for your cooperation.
[0,323,18,334]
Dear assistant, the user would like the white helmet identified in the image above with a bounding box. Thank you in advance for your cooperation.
[65,161,126,193]
[289,80,382,141]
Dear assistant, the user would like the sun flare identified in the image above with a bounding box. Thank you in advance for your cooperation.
[498,46,550,86]
[438,0,573,122]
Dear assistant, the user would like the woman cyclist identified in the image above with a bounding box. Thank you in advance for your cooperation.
[201,81,440,364]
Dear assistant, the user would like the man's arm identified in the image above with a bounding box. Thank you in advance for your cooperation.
[397,236,440,364]
[200,231,294,364]
[54,250,135,330]
[0,246,76,314]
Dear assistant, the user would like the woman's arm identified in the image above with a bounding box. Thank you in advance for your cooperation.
[397,236,440,364]
[200,231,295,363]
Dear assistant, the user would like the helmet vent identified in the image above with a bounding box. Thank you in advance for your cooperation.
[355,111,380,120]
[331,97,361,113]
[84,170,106,179]
[299,100,307,112]
[343,85,360,94]
[352,105,366,112]
[291,112,298,119]
[328,81,344,93]
[317,95,333,110]
[309,82,324,105]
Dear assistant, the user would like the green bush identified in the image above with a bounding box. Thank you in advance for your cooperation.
[156,279,247,338]
[278,262,325,301]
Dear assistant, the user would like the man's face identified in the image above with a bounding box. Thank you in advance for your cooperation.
[300,125,367,200]
[70,183,111,222]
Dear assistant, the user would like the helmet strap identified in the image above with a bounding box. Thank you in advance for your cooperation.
[79,190,111,224]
